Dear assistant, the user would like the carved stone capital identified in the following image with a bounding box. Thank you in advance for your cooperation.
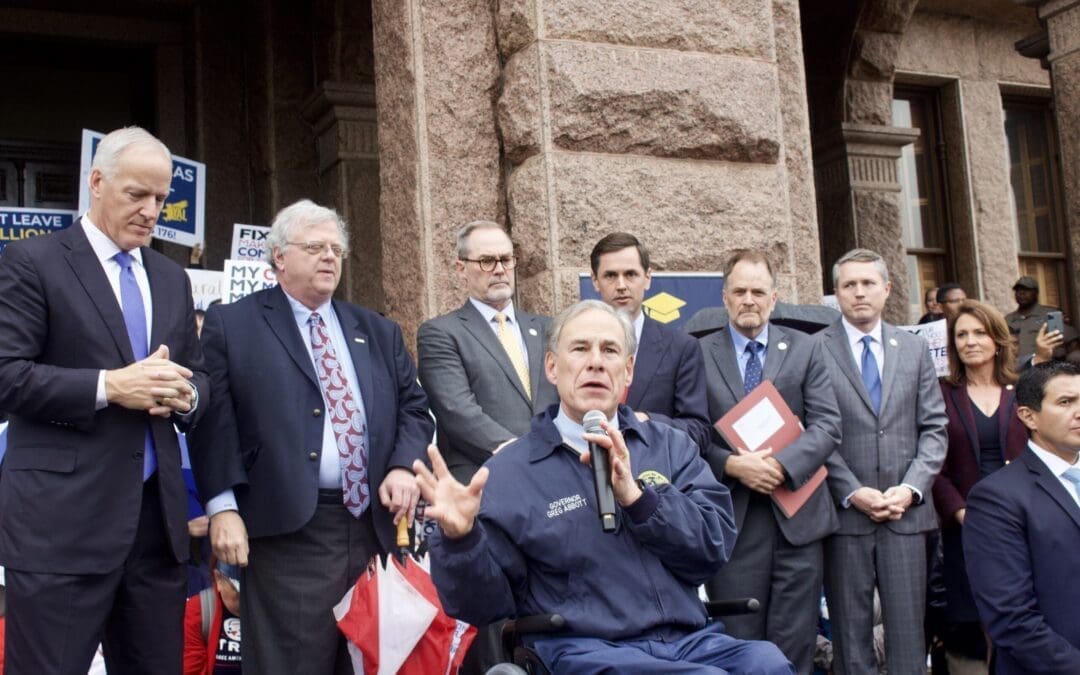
[302,81,379,172]
[814,123,920,194]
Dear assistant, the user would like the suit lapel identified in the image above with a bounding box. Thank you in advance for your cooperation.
[705,326,745,402]
[761,323,789,383]
[143,250,170,351]
[62,222,133,362]
[628,318,665,408]
[1024,451,1080,531]
[336,301,376,429]
[458,301,530,404]
[520,310,546,401]
[823,321,877,414]
[261,286,319,388]
[948,386,981,467]
[879,323,900,413]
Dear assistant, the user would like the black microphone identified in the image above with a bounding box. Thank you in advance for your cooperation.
[583,409,617,533]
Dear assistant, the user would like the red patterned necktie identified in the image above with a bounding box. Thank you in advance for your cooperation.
[309,312,369,516]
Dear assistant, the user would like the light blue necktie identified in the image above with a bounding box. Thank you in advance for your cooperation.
[115,251,157,480]
[744,341,764,395]
[1063,467,1080,503]
[861,335,882,414]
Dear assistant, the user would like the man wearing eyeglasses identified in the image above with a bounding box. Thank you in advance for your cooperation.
[188,199,433,673]
[418,221,558,485]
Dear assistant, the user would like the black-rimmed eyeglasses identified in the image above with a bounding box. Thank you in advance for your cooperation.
[460,255,517,272]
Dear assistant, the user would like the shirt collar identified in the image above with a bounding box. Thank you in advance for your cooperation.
[81,215,144,268]
[530,404,648,462]
[842,315,882,349]
[553,406,619,456]
[728,322,769,355]
[632,312,645,351]
[282,289,333,328]
[469,296,517,325]
[1028,439,1079,479]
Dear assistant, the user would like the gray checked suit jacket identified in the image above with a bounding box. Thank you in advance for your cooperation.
[701,323,841,546]
[417,301,558,482]
[817,319,947,535]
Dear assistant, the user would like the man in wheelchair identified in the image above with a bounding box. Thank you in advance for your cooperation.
[414,300,795,674]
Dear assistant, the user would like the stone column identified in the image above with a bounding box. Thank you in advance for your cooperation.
[1039,0,1080,317]
[302,82,383,310]
[813,123,918,322]
[370,0,503,346]
[496,0,823,314]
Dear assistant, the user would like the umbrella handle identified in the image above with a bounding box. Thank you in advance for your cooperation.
[396,517,410,549]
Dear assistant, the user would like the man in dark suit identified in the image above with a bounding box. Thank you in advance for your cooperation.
[188,199,433,674]
[0,126,208,674]
[418,221,556,483]
[818,248,947,674]
[589,232,710,451]
[963,360,1080,674]
[700,249,840,673]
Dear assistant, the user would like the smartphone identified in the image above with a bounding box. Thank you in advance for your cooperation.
[1045,310,1064,335]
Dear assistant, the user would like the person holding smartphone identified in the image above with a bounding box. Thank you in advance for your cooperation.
[1006,276,1066,364]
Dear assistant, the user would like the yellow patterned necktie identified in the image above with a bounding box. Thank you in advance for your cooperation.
[495,312,531,400]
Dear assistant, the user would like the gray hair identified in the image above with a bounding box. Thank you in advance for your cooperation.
[832,248,890,288]
[266,199,349,272]
[547,299,637,357]
[91,127,172,179]
[455,220,508,259]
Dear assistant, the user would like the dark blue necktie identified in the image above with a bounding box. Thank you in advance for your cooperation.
[860,335,882,414]
[115,251,157,480]
[744,341,763,395]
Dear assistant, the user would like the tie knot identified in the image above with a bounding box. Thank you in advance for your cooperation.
[861,335,874,348]
[309,312,323,327]
[745,341,762,355]
[494,312,507,326]
[114,251,134,270]
[1064,466,1080,487]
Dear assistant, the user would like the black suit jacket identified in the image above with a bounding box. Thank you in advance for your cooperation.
[0,221,208,574]
[189,285,433,554]
[626,317,711,452]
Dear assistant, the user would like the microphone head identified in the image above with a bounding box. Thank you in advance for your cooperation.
[583,409,606,434]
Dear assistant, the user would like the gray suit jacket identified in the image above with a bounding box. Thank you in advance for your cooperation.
[701,323,841,546]
[818,319,947,535]
[417,301,557,481]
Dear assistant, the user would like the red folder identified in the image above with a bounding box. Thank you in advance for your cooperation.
[713,380,827,518]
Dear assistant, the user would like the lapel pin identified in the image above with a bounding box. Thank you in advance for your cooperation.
[777,342,788,351]
[888,338,898,347]
[529,328,538,336]
[1005,384,1013,391]
[354,337,365,344]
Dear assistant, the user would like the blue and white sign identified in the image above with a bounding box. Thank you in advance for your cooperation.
[223,259,276,304]
[230,224,271,262]
[0,207,77,253]
[579,272,725,332]
[78,129,206,248]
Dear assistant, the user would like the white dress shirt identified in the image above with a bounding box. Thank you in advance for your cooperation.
[1028,440,1080,506]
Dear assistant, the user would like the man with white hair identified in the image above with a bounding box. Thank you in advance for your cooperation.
[0,126,208,673]
[189,199,433,673]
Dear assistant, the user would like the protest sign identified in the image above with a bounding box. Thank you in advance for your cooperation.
[230,224,271,261]
[222,259,276,304]
[899,318,949,377]
[186,269,223,310]
[0,207,77,253]
[578,272,725,332]
[78,129,206,247]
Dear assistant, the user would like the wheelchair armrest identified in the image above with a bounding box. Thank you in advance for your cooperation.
[705,598,760,616]
[502,613,566,636]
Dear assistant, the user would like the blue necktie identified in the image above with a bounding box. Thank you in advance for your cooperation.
[115,251,157,480]
[860,335,882,414]
[744,341,763,395]
[1063,467,1080,504]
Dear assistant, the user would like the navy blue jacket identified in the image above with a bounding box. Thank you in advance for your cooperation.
[430,405,736,641]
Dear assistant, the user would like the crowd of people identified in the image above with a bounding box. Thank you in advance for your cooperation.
[0,125,1077,675]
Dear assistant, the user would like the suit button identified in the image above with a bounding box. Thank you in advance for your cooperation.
[133,451,143,460]
[313,408,322,417]
[309,452,318,460]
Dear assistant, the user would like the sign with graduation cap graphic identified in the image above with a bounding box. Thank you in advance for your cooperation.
[578,272,725,332]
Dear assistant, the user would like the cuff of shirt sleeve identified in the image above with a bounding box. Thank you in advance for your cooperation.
[205,490,238,518]
[96,370,108,410]
[842,490,857,509]
[437,524,484,552]
[623,486,659,524]
[901,483,922,504]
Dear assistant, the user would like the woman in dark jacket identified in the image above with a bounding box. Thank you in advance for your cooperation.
[932,300,1028,669]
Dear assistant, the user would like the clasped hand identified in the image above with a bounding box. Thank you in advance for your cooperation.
[104,345,195,417]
